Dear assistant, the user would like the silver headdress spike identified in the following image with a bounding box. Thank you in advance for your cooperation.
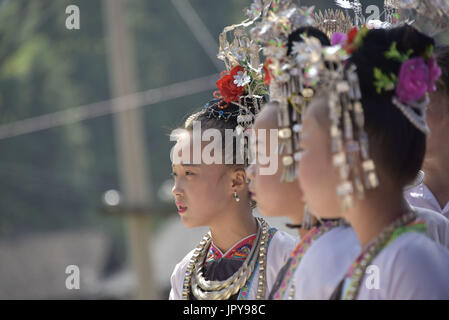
[250,0,317,182]
[209,0,270,132]
[314,9,353,39]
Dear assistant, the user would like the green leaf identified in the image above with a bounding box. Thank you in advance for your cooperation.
[384,42,414,63]
[373,67,397,94]
[425,45,434,60]
[384,42,401,61]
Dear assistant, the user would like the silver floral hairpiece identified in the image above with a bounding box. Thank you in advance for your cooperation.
[308,26,442,212]
[250,0,317,182]
[205,1,271,133]
[373,41,440,135]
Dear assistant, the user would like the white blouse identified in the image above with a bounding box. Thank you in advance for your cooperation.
[351,231,449,299]
[413,205,449,249]
[289,206,449,300]
[168,229,296,300]
[292,226,360,300]
[405,183,449,219]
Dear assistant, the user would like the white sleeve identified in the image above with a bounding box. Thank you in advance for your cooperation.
[360,233,449,300]
[264,230,296,297]
[168,249,195,300]
[413,206,449,250]
[387,236,449,299]
[168,264,180,300]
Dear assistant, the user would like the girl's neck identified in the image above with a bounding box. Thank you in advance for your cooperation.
[344,187,410,248]
[209,203,257,253]
[423,153,449,209]
[286,206,307,238]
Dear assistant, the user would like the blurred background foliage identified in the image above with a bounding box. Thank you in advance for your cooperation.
[0,0,251,238]
[0,0,448,297]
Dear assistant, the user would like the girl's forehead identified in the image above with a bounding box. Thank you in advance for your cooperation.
[172,159,228,175]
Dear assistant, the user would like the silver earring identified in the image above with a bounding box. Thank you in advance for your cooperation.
[233,191,240,202]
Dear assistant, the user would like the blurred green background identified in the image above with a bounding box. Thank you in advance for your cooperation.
[0,0,448,299]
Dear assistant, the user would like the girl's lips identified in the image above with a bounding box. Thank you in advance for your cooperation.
[176,201,187,214]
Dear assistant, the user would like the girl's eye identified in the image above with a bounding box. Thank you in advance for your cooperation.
[170,172,177,179]
[185,171,194,176]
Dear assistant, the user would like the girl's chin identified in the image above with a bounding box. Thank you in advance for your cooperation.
[180,215,195,228]
[180,214,203,229]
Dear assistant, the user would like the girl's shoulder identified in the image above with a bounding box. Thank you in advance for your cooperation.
[361,232,449,299]
[169,248,196,300]
[413,206,449,249]
[266,228,297,262]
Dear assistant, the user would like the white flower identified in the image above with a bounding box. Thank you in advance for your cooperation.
[233,71,251,87]
[233,47,247,61]
[292,41,306,55]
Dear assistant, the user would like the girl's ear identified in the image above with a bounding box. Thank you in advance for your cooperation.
[230,167,247,192]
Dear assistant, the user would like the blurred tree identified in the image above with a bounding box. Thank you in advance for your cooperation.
[0,0,251,240]
[0,0,102,236]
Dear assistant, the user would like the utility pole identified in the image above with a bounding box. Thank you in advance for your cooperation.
[103,0,155,299]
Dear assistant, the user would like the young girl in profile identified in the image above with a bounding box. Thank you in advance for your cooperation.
[169,97,295,300]
[299,25,449,299]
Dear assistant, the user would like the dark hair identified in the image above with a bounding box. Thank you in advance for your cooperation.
[287,26,331,56]
[183,98,259,168]
[184,98,240,132]
[435,45,449,99]
[348,25,434,186]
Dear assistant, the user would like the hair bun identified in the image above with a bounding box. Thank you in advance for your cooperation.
[350,25,435,98]
[287,26,331,56]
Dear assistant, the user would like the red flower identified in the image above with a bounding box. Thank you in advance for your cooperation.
[230,65,244,76]
[344,27,359,54]
[216,65,246,104]
[263,59,272,86]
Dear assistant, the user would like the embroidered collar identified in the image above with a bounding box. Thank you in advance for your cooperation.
[205,233,256,265]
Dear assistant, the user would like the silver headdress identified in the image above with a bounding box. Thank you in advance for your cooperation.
[200,1,271,134]
[394,0,449,36]
[300,25,442,211]
[328,1,448,137]
[334,0,449,35]
[314,9,354,39]
[250,0,317,182]
[300,40,380,212]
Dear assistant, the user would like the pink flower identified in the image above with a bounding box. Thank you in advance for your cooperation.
[396,57,429,104]
[331,32,347,46]
[427,57,442,92]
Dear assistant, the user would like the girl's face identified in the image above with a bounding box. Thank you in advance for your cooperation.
[297,96,342,219]
[171,132,245,228]
[246,103,305,218]
[426,91,449,158]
